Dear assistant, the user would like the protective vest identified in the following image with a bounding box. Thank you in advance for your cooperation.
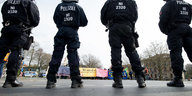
[106,0,137,24]
[54,2,80,28]
[173,0,192,24]
[1,0,29,24]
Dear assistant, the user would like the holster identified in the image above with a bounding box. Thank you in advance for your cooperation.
[23,36,33,50]
[133,32,139,48]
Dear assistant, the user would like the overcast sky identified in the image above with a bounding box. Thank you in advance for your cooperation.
[0,0,192,69]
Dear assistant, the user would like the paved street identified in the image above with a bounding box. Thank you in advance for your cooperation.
[0,78,192,96]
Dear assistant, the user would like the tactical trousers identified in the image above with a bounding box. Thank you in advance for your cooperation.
[47,27,81,82]
[167,24,192,78]
[109,24,143,74]
[0,25,25,81]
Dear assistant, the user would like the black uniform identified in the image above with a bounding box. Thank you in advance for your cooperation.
[159,0,192,78]
[159,0,192,87]
[0,0,39,87]
[101,0,146,88]
[46,1,87,84]
[101,0,143,76]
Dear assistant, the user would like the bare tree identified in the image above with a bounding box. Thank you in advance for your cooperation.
[26,42,40,67]
[185,64,192,79]
[39,53,52,70]
[35,48,43,73]
[80,54,102,68]
[142,41,171,80]
[143,42,169,58]
[36,48,43,64]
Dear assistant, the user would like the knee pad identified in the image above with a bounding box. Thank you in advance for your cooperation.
[54,46,64,51]
[111,60,123,73]
[52,46,65,58]
[125,49,137,54]
[67,49,77,53]
[49,58,62,67]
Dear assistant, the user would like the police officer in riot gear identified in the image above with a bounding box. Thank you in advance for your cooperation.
[0,0,39,88]
[101,0,146,88]
[46,0,88,89]
[159,0,192,87]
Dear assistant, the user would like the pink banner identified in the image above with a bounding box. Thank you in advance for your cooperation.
[96,69,108,77]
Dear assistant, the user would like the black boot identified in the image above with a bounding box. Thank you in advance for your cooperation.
[46,72,57,89]
[112,72,123,88]
[46,80,56,89]
[71,75,83,88]
[167,77,184,87]
[2,79,23,88]
[71,80,83,88]
[135,73,146,88]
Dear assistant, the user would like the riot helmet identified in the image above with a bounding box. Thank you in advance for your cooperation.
[62,0,79,3]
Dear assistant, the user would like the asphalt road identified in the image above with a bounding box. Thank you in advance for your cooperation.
[0,78,192,96]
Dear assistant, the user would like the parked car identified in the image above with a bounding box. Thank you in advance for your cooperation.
[23,71,38,77]
[39,71,47,77]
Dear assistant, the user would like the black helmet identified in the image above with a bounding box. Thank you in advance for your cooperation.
[62,0,79,3]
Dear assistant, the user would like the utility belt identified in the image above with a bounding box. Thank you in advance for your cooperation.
[3,20,28,29]
[108,20,133,28]
[105,20,133,32]
[173,21,190,27]
[174,21,189,25]
[167,22,189,31]
[23,36,33,50]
